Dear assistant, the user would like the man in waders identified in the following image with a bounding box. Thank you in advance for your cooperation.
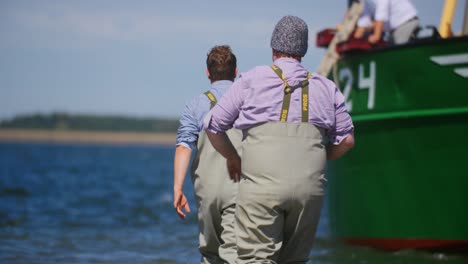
[204,16,355,263]
[173,45,242,264]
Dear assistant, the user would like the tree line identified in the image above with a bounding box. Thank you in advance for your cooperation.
[0,113,180,133]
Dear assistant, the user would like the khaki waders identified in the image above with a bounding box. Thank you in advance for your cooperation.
[235,67,327,263]
[191,91,242,264]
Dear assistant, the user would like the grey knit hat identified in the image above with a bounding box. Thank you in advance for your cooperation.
[270,15,308,56]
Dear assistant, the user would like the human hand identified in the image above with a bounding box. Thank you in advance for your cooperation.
[174,189,190,219]
[226,154,241,182]
[354,28,365,39]
[368,33,380,44]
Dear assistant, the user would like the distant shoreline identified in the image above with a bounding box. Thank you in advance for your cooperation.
[0,129,176,146]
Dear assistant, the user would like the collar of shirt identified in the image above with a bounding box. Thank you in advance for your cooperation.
[211,80,233,92]
[272,57,309,88]
[273,57,301,67]
[207,80,234,103]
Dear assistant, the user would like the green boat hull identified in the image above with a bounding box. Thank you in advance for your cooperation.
[327,36,468,250]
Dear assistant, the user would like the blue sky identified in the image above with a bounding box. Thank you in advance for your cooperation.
[0,0,466,120]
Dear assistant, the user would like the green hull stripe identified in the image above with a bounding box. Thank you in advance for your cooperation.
[352,107,468,122]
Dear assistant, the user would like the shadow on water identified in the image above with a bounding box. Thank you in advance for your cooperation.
[0,187,30,197]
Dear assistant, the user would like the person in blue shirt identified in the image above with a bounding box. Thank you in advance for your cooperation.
[172,45,242,264]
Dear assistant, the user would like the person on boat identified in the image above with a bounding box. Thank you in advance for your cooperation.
[172,45,242,264]
[204,15,355,263]
[354,0,419,44]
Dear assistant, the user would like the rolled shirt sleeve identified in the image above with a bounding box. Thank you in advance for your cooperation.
[329,87,354,145]
[204,73,247,134]
[357,2,374,28]
[176,98,204,151]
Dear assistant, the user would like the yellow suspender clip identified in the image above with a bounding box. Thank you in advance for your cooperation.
[204,91,217,109]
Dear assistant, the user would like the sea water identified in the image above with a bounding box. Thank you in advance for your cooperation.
[1,142,466,264]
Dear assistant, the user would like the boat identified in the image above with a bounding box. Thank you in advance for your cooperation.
[317,0,468,251]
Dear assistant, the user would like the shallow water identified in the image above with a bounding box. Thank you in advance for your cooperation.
[1,142,466,263]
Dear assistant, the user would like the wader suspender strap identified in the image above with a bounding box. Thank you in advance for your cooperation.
[271,65,312,122]
[204,91,217,109]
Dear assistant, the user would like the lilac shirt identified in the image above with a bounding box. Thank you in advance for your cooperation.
[205,58,354,145]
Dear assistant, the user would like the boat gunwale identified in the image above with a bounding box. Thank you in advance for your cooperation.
[338,35,468,59]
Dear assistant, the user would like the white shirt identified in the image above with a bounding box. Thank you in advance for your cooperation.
[357,0,418,30]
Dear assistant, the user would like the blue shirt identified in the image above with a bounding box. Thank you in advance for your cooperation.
[176,80,234,150]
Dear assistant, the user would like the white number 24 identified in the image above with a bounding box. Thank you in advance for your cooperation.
[338,61,376,112]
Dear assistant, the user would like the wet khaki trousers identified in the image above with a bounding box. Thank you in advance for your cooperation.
[235,122,327,263]
[191,129,242,264]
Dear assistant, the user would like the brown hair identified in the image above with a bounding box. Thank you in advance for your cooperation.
[272,49,302,61]
[206,45,237,82]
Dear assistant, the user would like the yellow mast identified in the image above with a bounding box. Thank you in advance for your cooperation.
[463,0,468,35]
[439,0,457,38]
